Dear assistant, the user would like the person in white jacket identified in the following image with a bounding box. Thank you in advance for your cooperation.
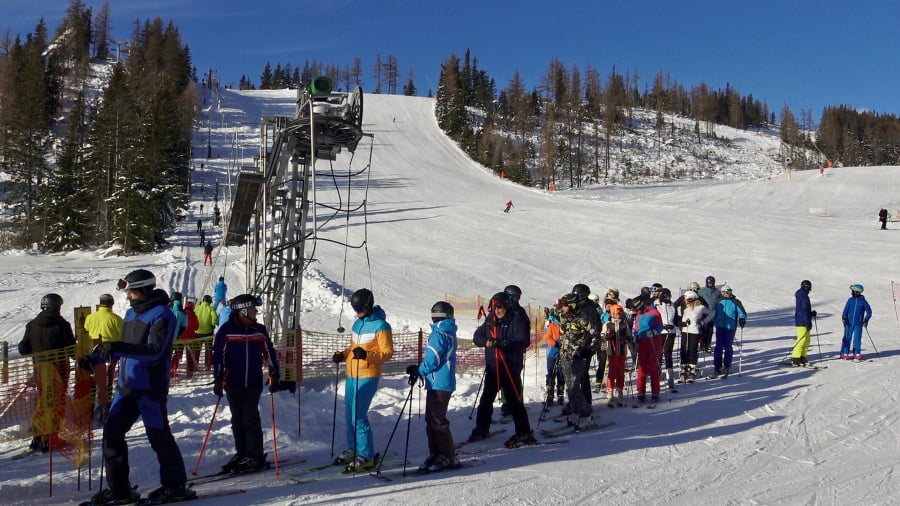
[679,291,714,382]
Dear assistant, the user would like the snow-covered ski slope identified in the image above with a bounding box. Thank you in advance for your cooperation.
[1,89,899,505]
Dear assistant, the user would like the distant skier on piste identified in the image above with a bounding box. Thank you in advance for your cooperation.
[503,200,514,213]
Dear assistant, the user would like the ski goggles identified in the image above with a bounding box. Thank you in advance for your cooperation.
[116,276,156,291]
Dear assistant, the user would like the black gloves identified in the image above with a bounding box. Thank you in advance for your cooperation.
[664,324,674,331]
[842,317,849,326]
[683,319,691,326]
[268,370,280,393]
[99,341,123,359]
[213,376,224,397]
[405,364,420,386]
[810,310,817,318]
[332,351,345,364]
[352,347,367,359]
[493,337,508,350]
[738,318,746,328]
[864,319,869,328]
[77,356,94,372]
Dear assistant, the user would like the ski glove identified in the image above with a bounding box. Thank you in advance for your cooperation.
[213,376,224,397]
[99,341,125,359]
[77,355,94,373]
[863,319,869,327]
[810,310,817,318]
[352,347,367,359]
[405,364,420,385]
[268,370,280,393]
[331,351,345,363]
[738,318,746,328]
[842,317,849,326]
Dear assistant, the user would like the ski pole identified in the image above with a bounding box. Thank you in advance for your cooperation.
[270,379,280,478]
[738,326,743,376]
[374,375,416,476]
[864,327,881,357]
[330,361,340,458]
[538,358,560,425]
[813,316,823,363]
[192,395,221,475]
[468,367,486,420]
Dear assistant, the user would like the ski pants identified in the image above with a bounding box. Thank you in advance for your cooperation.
[792,326,811,359]
[546,355,564,398]
[425,389,455,461]
[474,362,531,437]
[605,352,626,397]
[103,387,187,496]
[636,336,663,395]
[225,384,265,461]
[680,332,700,371]
[562,356,591,417]
[659,332,677,369]
[345,376,379,460]
[842,325,864,355]
[714,327,737,370]
[594,350,608,385]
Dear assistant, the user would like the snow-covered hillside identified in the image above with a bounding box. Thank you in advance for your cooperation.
[1,88,899,505]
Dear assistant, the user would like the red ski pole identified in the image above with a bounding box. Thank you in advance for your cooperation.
[192,395,221,475]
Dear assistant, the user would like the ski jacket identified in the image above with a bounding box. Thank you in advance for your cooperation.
[633,307,663,339]
[601,318,632,357]
[114,289,178,392]
[543,316,561,359]
[214,280,228,302]
[714,298,747,330]
[194,300,218,336]
[84,306,124,343]
[655,301,678,333]
[19,309,76,360]
[179,302,199,340]
[342,305,394,379]
[473,308,529,373]
[842,295,872,327]
[794,288,814,328]
[171,300,188,337]
[557,309,594,360]
[681,305,714,334]
[418,318,457,392]
[213,316,279,389]
[699,286,722,310]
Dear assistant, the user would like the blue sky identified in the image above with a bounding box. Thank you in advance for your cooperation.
[4,0,899,121]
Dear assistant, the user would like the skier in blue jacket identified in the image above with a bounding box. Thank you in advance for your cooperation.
[841,284,872,361]
[712,286,747,377]
[407,301,459,472]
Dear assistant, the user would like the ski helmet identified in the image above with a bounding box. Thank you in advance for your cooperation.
[170,292,183,303]
[706,276,716,285]
[689,281,701,292]
[588,293,600,303]
[202,294,213,304]
[40,293,63,311]
[605,288,620,301]
[628,297,645,312]
[230,294,262,320]
[350,288,375,315]
[650,283,663,293]
[117,269,156,293]
[504,284,522,303]
[684,290,699,301]
[800,280,812,291]
[850,284,864,294]
[659,288,672,301]
[572,283,591,301]
[431,301,454,321]
[721,285,733,295]
[490,292,509,311]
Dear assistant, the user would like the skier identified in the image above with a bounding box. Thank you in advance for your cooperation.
[792,280,817,366]
[841,284,872,361]
[503,200,514,213]
[630,297,664,405]
[213,276,228,309]
[542,305,565,407]
[406,301,459,472]
[698,276,722,353]
[203,241,214,265]
[172,298,199,378]
[330,288,394,471]
[78,269,191,505]
[588,293,607,392]
[468,292,536,448]
[679,290,713,382]
[557,292,594,428]
[878,208,888,230]
[213,294,280,473]
[18,293,76,453]
[570,283,601,405]
[600,302,631,407]
[655,288,679,389]
[197,218,202,232]
[83,294,124,419]
[711,286,747,377]
[195,295,219,371]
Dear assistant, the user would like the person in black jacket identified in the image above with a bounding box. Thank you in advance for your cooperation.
[213,294,280,473]
[468,292,536,448]
[18,293,76,453]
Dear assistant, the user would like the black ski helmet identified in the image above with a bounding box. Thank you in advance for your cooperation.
[489,292,509,311]
[659,288,672,301]
[629,296,645,312]
[706,275,716,285]
[118,269,156,293]
[431,301,454,321]
[504,284,522,303]
[230,294,262,319]
[572,283,591,301]
[350,288,375,315]
[40,293,63,311]
[801,280,812,291]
